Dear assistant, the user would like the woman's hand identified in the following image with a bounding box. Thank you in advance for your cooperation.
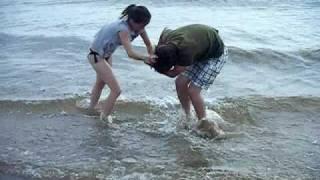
[144,54,157,65]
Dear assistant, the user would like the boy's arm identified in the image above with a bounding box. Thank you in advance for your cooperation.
[163,66,187,78]
[140,30,154,55]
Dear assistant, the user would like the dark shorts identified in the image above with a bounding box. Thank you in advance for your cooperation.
[182,48,228,90]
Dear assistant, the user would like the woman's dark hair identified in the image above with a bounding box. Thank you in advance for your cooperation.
[120,4,151,25]
[153,44,178,74]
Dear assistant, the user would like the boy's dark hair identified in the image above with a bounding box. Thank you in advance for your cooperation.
[153,44,178,74]
[120,4,151,25]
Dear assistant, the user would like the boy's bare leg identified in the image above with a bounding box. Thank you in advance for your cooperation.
[188,83,206,120]
[175,75,191,115]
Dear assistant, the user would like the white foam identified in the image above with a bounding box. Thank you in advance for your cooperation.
[206,109,226,125]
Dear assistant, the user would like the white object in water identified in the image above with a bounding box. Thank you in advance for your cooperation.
[193,118,225,139]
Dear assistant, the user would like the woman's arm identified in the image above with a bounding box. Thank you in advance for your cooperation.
[119,31,149,62]
[140,30,154,55]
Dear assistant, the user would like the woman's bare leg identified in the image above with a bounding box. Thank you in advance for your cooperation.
[89,57,112,110]
[89,74,105,110]
[90,56,121,117]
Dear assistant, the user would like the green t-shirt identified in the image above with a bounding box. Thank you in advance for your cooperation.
[158,24,224,66]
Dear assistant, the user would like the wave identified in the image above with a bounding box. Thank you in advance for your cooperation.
[0,96,158,117]
[1,32,319,101]
[0,33,90,61]
[228,46,320,65]
[2,0,319,7]
[1,32,319,64]
[91,0,320,7]
[1,95,319,119]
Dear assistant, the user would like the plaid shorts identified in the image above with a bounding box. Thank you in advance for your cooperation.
[182,48,228,90]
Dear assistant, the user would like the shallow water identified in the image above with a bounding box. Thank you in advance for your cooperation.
[0,96,319,179]
[1,0,320,179]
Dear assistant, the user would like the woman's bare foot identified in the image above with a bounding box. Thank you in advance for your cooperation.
[76,99,100,116]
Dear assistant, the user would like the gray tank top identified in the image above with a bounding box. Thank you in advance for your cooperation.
[90,19,139,58]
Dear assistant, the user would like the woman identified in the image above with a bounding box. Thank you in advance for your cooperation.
[87,4,155,123]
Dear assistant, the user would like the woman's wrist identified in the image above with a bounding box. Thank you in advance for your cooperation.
[142,56,149,63]
[148,45,155,55]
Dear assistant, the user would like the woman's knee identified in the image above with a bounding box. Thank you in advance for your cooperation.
[95,80,105,89]
[110,86,121,97]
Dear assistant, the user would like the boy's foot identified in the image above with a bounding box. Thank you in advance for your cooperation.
[176,111,194,130]
[193,118,225,138]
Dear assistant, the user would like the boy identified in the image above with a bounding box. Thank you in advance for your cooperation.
[153,24,227,130]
